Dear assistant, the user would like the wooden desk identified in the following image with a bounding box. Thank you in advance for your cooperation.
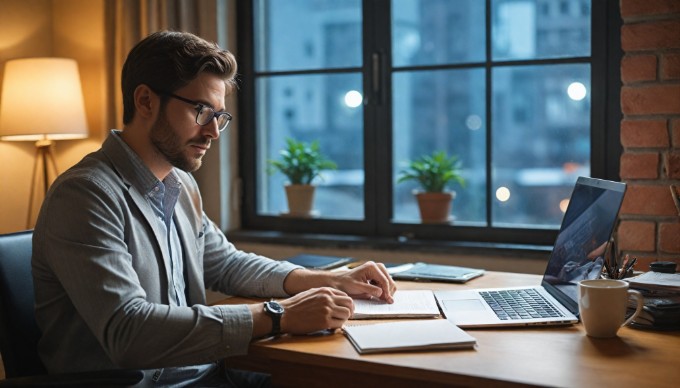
[222,272,680,387]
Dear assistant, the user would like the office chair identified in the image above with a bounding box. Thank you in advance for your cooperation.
[0,230,143,386]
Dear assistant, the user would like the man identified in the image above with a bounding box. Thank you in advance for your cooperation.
[32,30,396,386]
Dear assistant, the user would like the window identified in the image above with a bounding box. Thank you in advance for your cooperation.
[236,0,620,246]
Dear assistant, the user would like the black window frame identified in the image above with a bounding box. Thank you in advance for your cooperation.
[234,0,622,248]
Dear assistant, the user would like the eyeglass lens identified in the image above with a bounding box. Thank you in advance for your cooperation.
[196,106,230,131]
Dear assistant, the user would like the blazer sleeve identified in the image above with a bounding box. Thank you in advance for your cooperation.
[33,168,262,370]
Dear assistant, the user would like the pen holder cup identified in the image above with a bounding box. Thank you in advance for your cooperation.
[578,279,643,338]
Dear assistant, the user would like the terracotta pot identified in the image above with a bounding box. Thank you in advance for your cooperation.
[415,192,454,224]
[284,184,316,216]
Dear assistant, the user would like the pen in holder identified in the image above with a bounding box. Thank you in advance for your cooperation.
[601,239,637,279]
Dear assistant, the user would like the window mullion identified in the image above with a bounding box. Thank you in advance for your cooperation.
[368,0,393,236]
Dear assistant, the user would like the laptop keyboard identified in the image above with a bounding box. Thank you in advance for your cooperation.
[480,289,564,320]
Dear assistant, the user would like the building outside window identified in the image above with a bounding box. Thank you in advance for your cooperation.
[236,0,620,246]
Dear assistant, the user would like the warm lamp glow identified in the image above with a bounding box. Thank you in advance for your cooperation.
[0,57,89,228]
[0,57,88,141]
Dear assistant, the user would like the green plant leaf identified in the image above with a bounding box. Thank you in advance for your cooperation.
[397,150,466,192]
[267,137,337,184]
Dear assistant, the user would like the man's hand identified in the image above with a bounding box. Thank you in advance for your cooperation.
[279,287,354,334]
[333,261,396,304]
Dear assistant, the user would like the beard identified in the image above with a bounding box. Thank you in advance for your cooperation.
[149,111,210,172]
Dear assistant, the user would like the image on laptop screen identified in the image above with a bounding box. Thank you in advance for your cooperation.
[542,178,626,303]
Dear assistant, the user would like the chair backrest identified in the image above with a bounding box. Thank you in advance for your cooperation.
[0,230,47,378]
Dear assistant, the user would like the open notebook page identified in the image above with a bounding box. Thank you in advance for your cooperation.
[351,289,440,319]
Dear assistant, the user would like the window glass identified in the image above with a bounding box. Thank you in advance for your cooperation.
[244,0,609,245]
[492,64,591,227]
[392,69,487,224]
[254,0,362,72]
[492,0,591,61]
[392,0,486,67]
[256,73,364,219]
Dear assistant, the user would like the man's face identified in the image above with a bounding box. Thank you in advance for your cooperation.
[150,73,227,172]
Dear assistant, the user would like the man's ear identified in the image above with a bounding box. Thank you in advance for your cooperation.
[133,84,158,120]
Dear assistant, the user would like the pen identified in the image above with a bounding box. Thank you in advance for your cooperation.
[622,257,637,278]
[618,255,630,279]
[603,240,614,279]
[608,239,618,279]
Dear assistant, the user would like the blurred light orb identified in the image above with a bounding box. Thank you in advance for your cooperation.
[344,90,363,108]
[567,82,587,101]
[496,186,511,202]
[466,115,482,130]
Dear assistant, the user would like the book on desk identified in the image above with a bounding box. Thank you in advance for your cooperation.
[343,319,476,354]
[626,271,680,330]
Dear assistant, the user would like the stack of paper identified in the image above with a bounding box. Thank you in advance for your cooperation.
[626,272,680,294]
[343,319,476,354]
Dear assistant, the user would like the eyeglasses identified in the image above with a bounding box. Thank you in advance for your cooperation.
[156,91,232,132]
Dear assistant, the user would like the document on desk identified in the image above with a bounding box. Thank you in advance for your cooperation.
[351,290,440,319]
[627,272,680,293]
[343,319,476,354]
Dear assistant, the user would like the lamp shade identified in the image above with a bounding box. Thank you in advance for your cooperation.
[0,58,88,141]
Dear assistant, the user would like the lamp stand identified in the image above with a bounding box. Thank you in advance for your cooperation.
[27,139,59,228]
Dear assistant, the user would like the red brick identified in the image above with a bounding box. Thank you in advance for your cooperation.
[621,20,680,51]
[664,152,680,178]
[659,222,680,253]
[621,119,669,148]
[621,85,680,115]
[661,53,680,80]
[618,220,656,251]
[620,152,659,179]
[673,118,680,147]
[671,185,680,212]
[620,184,679,216]
[621,54,658,83]
[621,0,680,18]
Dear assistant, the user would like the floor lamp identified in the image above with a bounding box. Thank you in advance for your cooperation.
[0,58,89,228]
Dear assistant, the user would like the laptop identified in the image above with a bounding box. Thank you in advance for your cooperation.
[435,176,626,328]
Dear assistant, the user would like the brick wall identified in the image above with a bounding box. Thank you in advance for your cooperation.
[618,0,680,272]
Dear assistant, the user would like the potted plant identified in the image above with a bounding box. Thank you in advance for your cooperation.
[397,151,466,223]
[267,138,337,217]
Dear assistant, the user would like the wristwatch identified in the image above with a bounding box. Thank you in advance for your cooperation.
[263,300,284,337]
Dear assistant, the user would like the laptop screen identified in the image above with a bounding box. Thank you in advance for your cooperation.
[541,177,626,310]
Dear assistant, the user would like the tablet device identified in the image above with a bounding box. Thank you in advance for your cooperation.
[391,262,484,283]
[285,254,355,270]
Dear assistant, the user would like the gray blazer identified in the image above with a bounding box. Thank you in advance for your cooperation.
[32,131,299,373]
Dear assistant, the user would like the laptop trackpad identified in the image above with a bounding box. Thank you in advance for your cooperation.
[443,299,486,311]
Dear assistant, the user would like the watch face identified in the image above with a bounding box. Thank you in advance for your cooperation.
[266,301,284,315]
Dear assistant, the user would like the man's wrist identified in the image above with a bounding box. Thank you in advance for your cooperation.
[263,301,284,336]
[283,268,336,294]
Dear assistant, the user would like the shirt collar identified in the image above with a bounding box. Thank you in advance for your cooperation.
[103,130,183,196]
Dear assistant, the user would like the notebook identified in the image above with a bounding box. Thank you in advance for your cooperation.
[350,290,440,319]
[435,176,626,328]
[343,319,476,354]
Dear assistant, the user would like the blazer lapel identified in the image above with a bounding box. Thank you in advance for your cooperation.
[128,187,173,271]
[174,191,206,304]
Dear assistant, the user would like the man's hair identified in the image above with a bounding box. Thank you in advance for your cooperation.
[121,30,237,125]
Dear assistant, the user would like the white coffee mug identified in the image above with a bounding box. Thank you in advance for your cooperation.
[578,279,644,338]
